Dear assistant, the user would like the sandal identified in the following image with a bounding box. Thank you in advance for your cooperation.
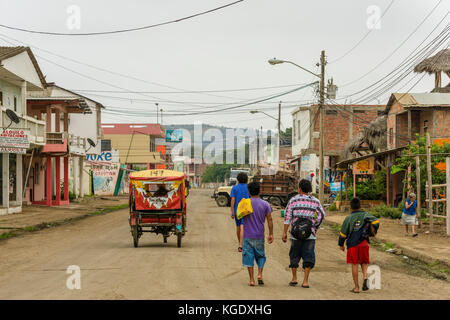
[301,284,310,288]
[349,288,360,293]
[362,279,369,291]
[289,281,298,286]
[249,282,255,286]
[412,233,418,237]
[258,278,264,285]
[238,247,243,252]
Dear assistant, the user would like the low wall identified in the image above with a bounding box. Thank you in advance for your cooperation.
[336,200,384,211]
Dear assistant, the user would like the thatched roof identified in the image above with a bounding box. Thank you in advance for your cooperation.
[341,115,387,160]
[414,49,450,74]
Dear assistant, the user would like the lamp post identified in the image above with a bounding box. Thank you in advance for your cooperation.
[268,52,326,203]
[155,103,159,124]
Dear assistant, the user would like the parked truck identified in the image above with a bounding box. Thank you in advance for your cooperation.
[212,167,298,208]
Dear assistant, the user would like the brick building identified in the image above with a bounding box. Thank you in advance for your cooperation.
[290,104,384,191]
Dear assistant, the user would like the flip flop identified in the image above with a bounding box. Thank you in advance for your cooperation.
[258,279,264,285]
[349,289,360,293]
[412,233,418,237]
[301,284,310,288]
[362,279,369,291]
[249,282,255,286]
[289,281,298,286]
[238,247,243,252]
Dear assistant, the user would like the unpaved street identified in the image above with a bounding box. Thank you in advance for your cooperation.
[0,189,449,300]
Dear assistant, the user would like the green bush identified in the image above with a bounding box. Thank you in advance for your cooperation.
[368,205,402,219]
[328,203,337,211]
[337,170,386,201]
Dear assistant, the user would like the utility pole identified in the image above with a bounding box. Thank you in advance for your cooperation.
[319,50,326,204]
[160,108,163,125]
[155,103,159,124]
[278,101,281,168]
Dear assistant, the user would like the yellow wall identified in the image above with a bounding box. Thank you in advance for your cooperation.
[104,134,161,164]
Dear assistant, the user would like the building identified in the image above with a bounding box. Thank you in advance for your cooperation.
[0,46,47,214]
[384,92,450,205]
[101,123,165,169]
[290,104,385,191]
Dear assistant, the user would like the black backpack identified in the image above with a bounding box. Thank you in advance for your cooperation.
[291,217,313,240]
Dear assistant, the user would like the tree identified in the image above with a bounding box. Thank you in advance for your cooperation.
[392,135,450,202]
[280,127,292,146]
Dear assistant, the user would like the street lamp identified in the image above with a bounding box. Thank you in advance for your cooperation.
[268,52,326,204]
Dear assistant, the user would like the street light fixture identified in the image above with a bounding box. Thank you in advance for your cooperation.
[268,52,326,204]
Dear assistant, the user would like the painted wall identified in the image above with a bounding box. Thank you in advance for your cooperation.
[291,107,310,157]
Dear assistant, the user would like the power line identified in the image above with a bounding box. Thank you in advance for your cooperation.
[329,0,396,64]
[340,4,448,88]
[0,0,244,36]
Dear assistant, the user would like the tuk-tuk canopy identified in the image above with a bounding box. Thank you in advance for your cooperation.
[129,169,187,181]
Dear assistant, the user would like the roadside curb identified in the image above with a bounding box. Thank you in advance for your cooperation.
[0,203,128,241]
[323,219,450,270]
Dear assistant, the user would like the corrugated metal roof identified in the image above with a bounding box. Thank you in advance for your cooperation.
[390,92,450,107]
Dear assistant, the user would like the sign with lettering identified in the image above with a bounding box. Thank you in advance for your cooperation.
[0,147,26,154]
[86,150,119,163]
[166,129,183,142]
[0,129,30,149]
[353,157,375,175]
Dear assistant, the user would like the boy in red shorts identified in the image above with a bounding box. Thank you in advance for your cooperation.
[338,197,379,293]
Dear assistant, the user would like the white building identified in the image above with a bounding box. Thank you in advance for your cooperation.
[0,46,46,214]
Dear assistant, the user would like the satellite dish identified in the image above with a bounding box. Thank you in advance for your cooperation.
[87,138,96,148]
[4,109,20,129]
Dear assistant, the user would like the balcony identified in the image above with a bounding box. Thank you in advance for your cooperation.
[1,107,46,146]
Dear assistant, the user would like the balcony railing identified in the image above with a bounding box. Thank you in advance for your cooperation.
[1,107,46,145]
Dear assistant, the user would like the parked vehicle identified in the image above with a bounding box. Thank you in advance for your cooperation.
[253,171,298,207]
[128,169,189,248]
[212,185,232,207]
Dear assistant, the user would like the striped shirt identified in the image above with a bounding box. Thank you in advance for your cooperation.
[284,193,326,239]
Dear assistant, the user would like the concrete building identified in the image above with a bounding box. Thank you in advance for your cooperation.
[0,46,46,214]
[101,123,164,169]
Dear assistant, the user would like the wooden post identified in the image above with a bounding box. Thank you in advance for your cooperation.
[353,172,356,199]
[345,169,349,201]
[415,156,421,228]
[426,133,433,232]
[339,172,343,209]
[446,157,450,236]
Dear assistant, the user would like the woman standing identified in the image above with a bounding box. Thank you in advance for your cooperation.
[402,193,418,237]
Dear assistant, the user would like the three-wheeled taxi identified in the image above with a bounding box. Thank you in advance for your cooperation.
[128,169,189,248]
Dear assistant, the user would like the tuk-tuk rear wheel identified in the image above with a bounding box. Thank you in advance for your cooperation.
[131,226,139,248]
[177,233,182,248]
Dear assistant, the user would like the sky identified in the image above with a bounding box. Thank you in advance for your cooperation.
[0,0,448,130]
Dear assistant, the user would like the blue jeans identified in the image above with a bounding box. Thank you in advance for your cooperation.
[289,239,315,269]
[242,238,266,268]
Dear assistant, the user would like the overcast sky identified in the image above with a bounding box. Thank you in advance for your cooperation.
[0,0,448,130]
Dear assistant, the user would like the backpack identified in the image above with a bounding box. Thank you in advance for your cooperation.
[291,217,313,240]
[347,218,377,248]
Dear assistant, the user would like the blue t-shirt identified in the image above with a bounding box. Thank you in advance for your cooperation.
[230,183,249,215]
[403,199,417,215]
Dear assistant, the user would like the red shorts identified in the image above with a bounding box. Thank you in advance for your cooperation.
[347,240,370,264]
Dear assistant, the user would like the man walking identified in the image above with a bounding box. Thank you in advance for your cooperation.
[283,179,325,288]
[230,172,249,252]
[338,197,380,293]
[242,181,274,286]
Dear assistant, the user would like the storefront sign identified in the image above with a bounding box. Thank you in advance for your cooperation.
[0,147,26,154]
[353,157,375,175]
[330,182,345,192]
[0,129,30,149]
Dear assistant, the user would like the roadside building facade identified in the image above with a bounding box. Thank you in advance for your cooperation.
[291,104,385,192]
[101,123,165,169]
[0,46,47,214]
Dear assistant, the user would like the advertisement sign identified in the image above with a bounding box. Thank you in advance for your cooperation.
[166,129,183,142]
[330,182,345,192]
[92,162,120,195]
[0,129,30,149]
[353,157,375,175]
[86,150,119,163]
[0,147,26,154]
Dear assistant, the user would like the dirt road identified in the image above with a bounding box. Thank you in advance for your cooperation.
[0,189,448,300]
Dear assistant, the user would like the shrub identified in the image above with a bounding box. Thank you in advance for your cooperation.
[328,203,337,211]
[368,205,402,219]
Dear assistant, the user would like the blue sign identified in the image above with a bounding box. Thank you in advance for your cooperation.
[330,182,345,192]
[166,129,183,142]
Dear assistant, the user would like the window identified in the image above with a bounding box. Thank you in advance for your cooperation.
[293,119,296,141]
[423,120,428,134]
[297,120,301,140]
[389,128,394,145]
[13,96,17,112]
[101,139,111,152]
[150,137,156,152]
[325,110,338,115]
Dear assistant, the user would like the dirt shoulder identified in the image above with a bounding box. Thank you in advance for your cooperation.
[0,195,128,239]
[324,210,450,268]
